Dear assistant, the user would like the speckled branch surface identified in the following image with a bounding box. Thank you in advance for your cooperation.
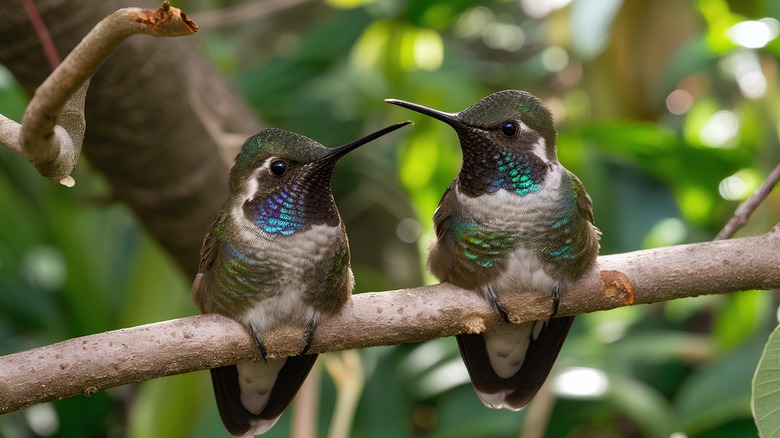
[1,226,779,414]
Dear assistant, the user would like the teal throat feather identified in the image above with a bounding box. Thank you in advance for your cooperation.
[489,150,541,196]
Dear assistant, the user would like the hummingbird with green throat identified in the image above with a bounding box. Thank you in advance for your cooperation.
[387,90,600,410]
[191,121,410,437]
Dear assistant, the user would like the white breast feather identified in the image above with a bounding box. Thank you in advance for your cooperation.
[238,223,343,333]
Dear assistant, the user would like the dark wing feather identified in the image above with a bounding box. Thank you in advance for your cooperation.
[257,354,318,421]
[428,183,457,282]
[211,366,252,437]
[210,355,318,437]
[432,183,456,240]
[191,216,221,312]
[457,316,574,410]
[569,170,595,225]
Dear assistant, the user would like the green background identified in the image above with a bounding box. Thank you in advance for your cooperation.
[1,0,780,436]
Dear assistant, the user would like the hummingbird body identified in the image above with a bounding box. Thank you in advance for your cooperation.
[192,123,409,437]
[388,91,599,410]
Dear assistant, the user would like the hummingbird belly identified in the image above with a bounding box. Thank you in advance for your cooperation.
[436,179,564,289]
[235,223,351,335]
[489,247,558,298]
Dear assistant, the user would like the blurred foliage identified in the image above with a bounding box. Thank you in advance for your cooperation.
[2,0,780,437]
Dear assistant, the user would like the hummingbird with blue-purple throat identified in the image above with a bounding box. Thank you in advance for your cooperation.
[387,90,600,410]
[191,121,411,437]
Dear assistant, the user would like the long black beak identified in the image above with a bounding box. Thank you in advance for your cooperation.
[385,99,460,126]
[325,121,412,160]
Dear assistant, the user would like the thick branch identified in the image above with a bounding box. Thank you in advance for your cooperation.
[1,229,779,414]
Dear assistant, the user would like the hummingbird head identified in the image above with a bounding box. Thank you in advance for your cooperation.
[386,90,557,197]
[229,122,410,235]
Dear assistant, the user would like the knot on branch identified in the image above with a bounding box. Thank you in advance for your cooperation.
[133,2,199,35]
[600,270,634,305]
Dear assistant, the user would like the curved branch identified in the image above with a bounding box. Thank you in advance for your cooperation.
[715,161,780,240]
[0,2,197,183]
[1,228,779,414]
[2,1,257,276]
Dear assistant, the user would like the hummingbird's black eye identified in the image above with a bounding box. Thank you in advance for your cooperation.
[501,121,518,137]
[270,160,287,176]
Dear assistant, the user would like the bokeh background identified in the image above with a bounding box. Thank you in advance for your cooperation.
[2,0,780,437]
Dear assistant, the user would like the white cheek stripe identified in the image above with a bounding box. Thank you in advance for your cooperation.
[532,137,547,162]
[231,166,261,227]
[517,121,548,161]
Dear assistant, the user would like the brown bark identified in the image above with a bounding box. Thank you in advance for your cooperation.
[1,227,778,414]
[0,0,261,276]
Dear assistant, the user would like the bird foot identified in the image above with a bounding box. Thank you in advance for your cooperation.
[301,322,317,355]
[550,284,562,318]
[248,324,268,360]
[485,285,511,323]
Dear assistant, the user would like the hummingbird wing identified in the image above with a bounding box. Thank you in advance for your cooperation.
[570,171,594,224]
[210,355,317,437]
[456,316,574,410]
[427,183,461,282]
[539,170,601,276]
[191,217,220,312]
[432,183,456,239]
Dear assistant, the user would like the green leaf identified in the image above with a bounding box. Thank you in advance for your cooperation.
[753,325,780,438]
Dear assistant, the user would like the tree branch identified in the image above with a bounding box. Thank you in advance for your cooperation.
[0,1,197,184]
[21,0,60,69]
[1,227,779,414]
[715,161,780,240]
[2,0,262,276]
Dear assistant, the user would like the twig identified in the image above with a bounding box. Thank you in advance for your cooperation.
[21,0,60,70]
[291,363,320,438]
[520,379,554,438]
[715,162,780,240]
[323,351,365,438]
[0,2,198,184]
[0,228,779,414]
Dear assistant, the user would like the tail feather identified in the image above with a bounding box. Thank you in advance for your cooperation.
[457,316,574,410]
[210,354,318,437]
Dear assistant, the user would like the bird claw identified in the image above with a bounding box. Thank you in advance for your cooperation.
[249,324,268,360]
[301,322,316,355]
[551,284,562,318]
[485,285,511,322]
